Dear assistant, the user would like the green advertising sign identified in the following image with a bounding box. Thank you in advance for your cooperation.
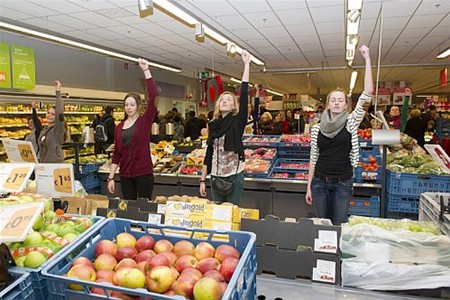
[12,45,35,90]
[0,43,11,89]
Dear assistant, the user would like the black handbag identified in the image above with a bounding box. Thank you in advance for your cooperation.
[211,140,239,196]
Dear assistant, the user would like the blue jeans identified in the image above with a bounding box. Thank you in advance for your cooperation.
[311,176,354,225]
[210,172,244,205]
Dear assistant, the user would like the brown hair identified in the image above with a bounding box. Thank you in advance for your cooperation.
[410,109,421,118]
[123,92,142,108]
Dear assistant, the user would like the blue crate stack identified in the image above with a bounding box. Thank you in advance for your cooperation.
[78,162,102,194]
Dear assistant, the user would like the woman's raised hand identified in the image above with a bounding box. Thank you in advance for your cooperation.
[359,45,370,61]
[139,58,149,71]
[241,50,251,65]
[53,80,61,92]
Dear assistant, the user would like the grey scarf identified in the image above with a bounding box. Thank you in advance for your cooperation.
[319,109,349,138]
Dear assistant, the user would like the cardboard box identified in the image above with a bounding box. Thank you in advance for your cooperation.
[233,207,260,223]
[59,196,88,215]
[164,216,238,231]
[241,215,341,255]
[165,201,238,223]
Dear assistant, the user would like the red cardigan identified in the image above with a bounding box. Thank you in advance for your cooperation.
[112,78,157,178]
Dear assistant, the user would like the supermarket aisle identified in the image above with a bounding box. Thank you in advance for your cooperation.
[256,276,437,300]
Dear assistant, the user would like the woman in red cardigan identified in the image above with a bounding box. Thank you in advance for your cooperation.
[107,58,157,200]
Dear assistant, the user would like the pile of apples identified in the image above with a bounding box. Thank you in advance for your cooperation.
[66,233,242,300]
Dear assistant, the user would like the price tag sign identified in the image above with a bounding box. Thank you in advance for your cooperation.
[1,138,38,163]
[35,163,74,197]
[0,202,44,242]
[0,163,35,193]
[164,144,175,155]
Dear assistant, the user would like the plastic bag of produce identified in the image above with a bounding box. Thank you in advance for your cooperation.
[342,258,450,290]
[341,217,450,267]
[74,180,87,197]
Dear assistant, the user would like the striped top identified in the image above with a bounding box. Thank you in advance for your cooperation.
[310,92,372,169]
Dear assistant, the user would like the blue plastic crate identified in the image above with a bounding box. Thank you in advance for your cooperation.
[244,148,278,163]
[348,196,380,217]
[272,158,309,171]
[13,215,104,300]
[436,119,450,138]
[386,170,450,197]
[78,163,99,175]
[386,192,419,213]
[354,166,382,184]
[42,218,257,300]
[277,142,310,151]
[243,135,281,147]
[85,186,101,194]
[277,149,310,159]
[0,268,34,300]
[268,168,309,180]
[79,174,101,189]
[359,145,381,158]
[358,137,373,147]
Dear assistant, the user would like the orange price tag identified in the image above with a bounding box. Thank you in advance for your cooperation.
[18,144,35,162]
[53,168,72,194]
[1,206,37,238]
[3,167,30,191]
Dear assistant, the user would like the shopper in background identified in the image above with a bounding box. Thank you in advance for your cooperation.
[422,105,437,127]
[38,80,66,163]
[244,102,254,134]
[404,108,425,148]
[387,105,401,129]
[184,111,204,141]
[258,112,273,134]
[305,44,373,225]
[24,100,42,154]
[252,84,262,134]
[199,50,250,205]
[98,106,115,152]
[265,112,283,135]
[173,114,184,141]
[283,109,296,134]
[107,58,157,200]
[92,110,104,154]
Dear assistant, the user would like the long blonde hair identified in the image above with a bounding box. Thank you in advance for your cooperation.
[212,91,239,120]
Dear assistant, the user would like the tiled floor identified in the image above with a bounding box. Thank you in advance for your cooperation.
[256,276,440,300]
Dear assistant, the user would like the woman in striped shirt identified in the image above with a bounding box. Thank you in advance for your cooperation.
[305,45,373,225]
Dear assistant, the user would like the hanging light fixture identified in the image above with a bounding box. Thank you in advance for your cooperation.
[138,0,153,18]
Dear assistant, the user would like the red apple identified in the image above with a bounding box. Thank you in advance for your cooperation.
[154,239,173,253]
[195,242,216,260]
[94,254,117,271]
[135,249,155,263]
[67,264,96,290]
[72,256,93,268]
[172,274,198,298]
[96,270,115,283]
[220,282,228,294]
[159,251,177,266]
[146,266,177,294]
[95,240,117,257]
[114,246,138,261]
[197,257,220,274]
[135,235,155,252]
[173,240,195,257]
[203,270,225,282]
[220,256,239,282]
[170,266,180,280]
[114,258,138,271]
[193,277,224,300]
[214,245,240,262]
[91,279,113,296]
[113,267,145,288]
[181,267,202,281]
[116,232,136,248]
[147,253,170,268]
[164,290,176,296]
[175,255,198,273]
[137,261,148,274]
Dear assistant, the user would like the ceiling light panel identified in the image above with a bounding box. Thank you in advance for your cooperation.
[316,21,344,35]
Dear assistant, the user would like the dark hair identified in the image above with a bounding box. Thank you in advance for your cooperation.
[171,107,179,113]
[124,92,142,107]
[429,105,436,111]
[174,115,181,122]
[188,111,195,118]
[207,110,214,120]
[105,106,114,114]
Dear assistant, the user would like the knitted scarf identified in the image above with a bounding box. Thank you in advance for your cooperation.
[319,109,349,139]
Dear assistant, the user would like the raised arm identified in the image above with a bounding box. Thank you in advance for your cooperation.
[360,45,373,96]
[237,50,251,130]
[53,80,65,144]
[139,58,158,125]
[31,100,42,132]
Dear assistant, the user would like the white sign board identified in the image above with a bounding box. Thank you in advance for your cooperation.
[1,138,38,163]
[0,202,44,242]
[425,144,450,174]
[0,163,35,193]
[35,163,75,197]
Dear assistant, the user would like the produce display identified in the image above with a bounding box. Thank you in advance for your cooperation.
[180,165,201,175]
[153,155,183,174]
[357,129,372,140]
[243,136,280,146]
[243,159,271,174]
[64,233,242,299]
[271,172,309,180]
[276,162,308,170]
[279,134,311,144]
[244,148,276,160]
[347,215,440,234]
[387,151,444,174]
[154,194,211,204]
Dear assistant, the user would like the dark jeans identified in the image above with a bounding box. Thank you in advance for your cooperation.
[210,172,244,205]
[120,174,154,200]
[311,176,354,225]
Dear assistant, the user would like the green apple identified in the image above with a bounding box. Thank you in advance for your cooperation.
[8,242,23,250]
[15,256,26,267]
[74,218,95,233]
[45,223,60,234]
[63,232,79,242]
[39,239,56,251]
[33,215,45,231]
[18,195,35,202]
[42,198,54,212]
[24,232,43,247]
[57,223,76,237]
[63,221,76,227]
[44,210,56,222]
[24,251,46,268]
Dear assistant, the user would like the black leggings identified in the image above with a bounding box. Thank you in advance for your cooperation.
[120,174,154,200]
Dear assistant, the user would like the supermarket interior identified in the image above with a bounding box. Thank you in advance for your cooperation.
[0,0,449,299]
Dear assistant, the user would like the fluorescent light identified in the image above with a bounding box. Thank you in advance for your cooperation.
[0,21,181,73]
[348,0,363,10]
[347,10,360,23]
[203,26,229,45]
[195,23,205,42]
[230,77,241,84]
[347,19,360,35]
[250,54,265,66]
[437,48,450,59]
[349,70,358,91]
[267,89,283,96]
[153,0,198,25]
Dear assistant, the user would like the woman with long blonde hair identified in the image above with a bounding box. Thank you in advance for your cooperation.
[199,50,251,204]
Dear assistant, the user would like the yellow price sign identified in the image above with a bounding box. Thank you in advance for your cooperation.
[53,167,72,194]
[3,167,30,191]
[1,206,37,238]
[18,144,35,162]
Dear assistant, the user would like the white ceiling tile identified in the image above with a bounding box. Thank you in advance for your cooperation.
[259,26,290,39]
[315,22,344,35]
[228,28,264,41]
[382,16,409,30]
[68,0,118,10]
[319,33,345,44]
[361,2,382,19]
[382,0,421,18]
[62,30,104,43]
[209,14,249,31]
[137,35,173,47]
[0,7,34,20]
[84,27,126,41]
[428,25,450,37]
[32,0,87,14]
[270,37,296,47]
[158,34,191,45]
[46,15,96,30]
[243,38,271,48]
[268,0,307,10]
[156,20,194,34]
[287,23,318,38]
[70,11,123,27]
[306,0,342,8]
[106,25,148,38]
[0,0,58,17]
[245,11,283,28]
[256,46,280,56]
[183,1,236,17]
[415,0,450,16]
[228,0,272,14]
[400,27,432,39]
[15,18,75,33]
[310,5,344,23]
[409,15,445,28]
[114,38,146,48]
[276,8,311,25]
[93,7,136,19]
[359,17,380,32]
[296,35,321,46]
[140,24,175,37]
